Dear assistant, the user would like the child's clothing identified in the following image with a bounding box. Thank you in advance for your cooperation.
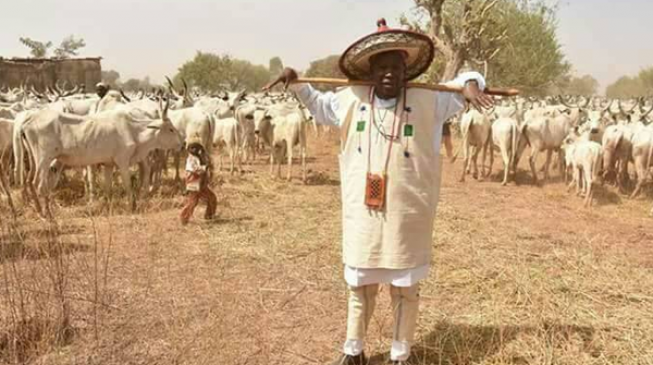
[180,154,217,224]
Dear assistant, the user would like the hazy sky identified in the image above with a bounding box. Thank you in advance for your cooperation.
[1,0,650,92]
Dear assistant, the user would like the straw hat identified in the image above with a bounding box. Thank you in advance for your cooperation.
[339,18,435,81]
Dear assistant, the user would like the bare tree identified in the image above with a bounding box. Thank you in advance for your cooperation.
[405,0,506,81]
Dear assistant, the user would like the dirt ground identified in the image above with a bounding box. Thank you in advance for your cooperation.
[1,131,652,365]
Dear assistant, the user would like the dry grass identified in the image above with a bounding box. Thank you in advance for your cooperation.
[0,131,652,365]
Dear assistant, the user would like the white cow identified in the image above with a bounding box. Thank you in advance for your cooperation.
[0,119,13,183]
[12,110,37,186]
[21,101,182,216]
[168,107,214,180]
[267,108,308,182]
[489,116,520,185]
[629,126,653,199]
[212,117,241,174]
[601,124,634,192]
[457,108,492,182]
[517,108,581,184]
[563,132,603,207]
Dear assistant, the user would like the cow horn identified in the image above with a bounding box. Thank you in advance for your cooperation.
[618,98,639,115]
[182,78,193,103]
[162,96,171,118]
[558,95,577,109]
[641,99,653,118]
[119,89,132,103]
[601,99,614,116]
[165,76,180,97]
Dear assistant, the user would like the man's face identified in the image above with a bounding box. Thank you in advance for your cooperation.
[370,51,407,100]
[97,86,108,98]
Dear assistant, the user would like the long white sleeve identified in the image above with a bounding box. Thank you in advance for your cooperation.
[289,83,341,127]
[290,71,485,131]
[435,71,486,123]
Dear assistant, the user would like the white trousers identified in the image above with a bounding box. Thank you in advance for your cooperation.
[343,283,420,361]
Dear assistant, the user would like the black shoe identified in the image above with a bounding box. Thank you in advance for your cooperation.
[330,352,367,365]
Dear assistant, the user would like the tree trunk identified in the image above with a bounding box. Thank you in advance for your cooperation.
[440,50,465,82]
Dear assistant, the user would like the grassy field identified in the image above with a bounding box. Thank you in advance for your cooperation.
[1,131,652,365]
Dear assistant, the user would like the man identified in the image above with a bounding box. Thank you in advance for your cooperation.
[95,82,110,99]
[265,19,493,365]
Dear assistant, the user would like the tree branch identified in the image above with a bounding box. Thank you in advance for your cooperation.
[427,0,454,57]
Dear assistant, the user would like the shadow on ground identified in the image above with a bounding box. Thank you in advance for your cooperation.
[369,321,596,365]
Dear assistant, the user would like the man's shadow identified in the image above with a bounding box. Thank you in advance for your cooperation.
[369,320,596,364]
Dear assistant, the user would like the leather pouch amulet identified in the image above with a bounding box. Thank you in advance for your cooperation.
[365,173,387,210]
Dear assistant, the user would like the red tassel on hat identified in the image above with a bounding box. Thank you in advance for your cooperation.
[377,18,390,32]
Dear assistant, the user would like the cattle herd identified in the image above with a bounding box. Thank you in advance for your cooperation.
[0,81,652,218]
[456,95,653,212]
[0,80,309,218]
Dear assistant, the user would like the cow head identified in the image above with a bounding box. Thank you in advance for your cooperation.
[147,98,183,150]
[253,108,272,135]
[620,98,653,125]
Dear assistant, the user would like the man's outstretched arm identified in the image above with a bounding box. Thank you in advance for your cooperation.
[263,68,340,127]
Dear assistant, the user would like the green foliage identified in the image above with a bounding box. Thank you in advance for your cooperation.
[604,67,653,98]
[101,70,121,87]
[485,1,570,95]
[404,0,570,95]
[175,52,271,92]
[304,55,345,91]
[606,75,647,99]
[636,67,653,91]
[20,35,86,59]
[19,37,53,58]
[558,75,599,96]
[269,57,284,77]
[121,77,153,92]
[53,36,86,59]
[304,55,343,78]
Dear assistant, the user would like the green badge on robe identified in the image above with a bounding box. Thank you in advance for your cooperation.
[356,121,366,132]
[404,124,414,137]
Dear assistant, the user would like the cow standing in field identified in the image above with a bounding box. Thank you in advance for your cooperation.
[254,103,308,182]
[563,130,603,207]
[457,108,492,182]
[602,123,635,193]
[212,116,241,174]
[489,114,520,185]
[517,103,585,184]
[270,110,308,182]
[168,107,214,181]
[0,118,15,213]
[21,100,182,217]
[0,118,13,173]
[629,125,653,199]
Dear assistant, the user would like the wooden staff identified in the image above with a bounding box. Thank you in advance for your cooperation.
[292,77,520,97]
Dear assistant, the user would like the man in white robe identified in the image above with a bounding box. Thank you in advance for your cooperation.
[265,18,493,365]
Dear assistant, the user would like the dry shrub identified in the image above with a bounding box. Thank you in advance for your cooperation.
[0,129,651,364]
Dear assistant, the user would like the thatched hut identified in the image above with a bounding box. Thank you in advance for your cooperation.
[0,57,102,92]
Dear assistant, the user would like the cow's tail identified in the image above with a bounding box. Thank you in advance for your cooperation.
[451,117,471,163]
[603,129,622,180]
[510,121,518,170]
[12,112,33,186]
[520,123,531,147]
[12,122,24,186]
[205,113,215,171]
[647,133,653,182]
[233,119,241,165]
[21,130,44,217]
[594,145,604,185]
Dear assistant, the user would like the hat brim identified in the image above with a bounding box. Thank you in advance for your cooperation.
[339,29,435,81]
